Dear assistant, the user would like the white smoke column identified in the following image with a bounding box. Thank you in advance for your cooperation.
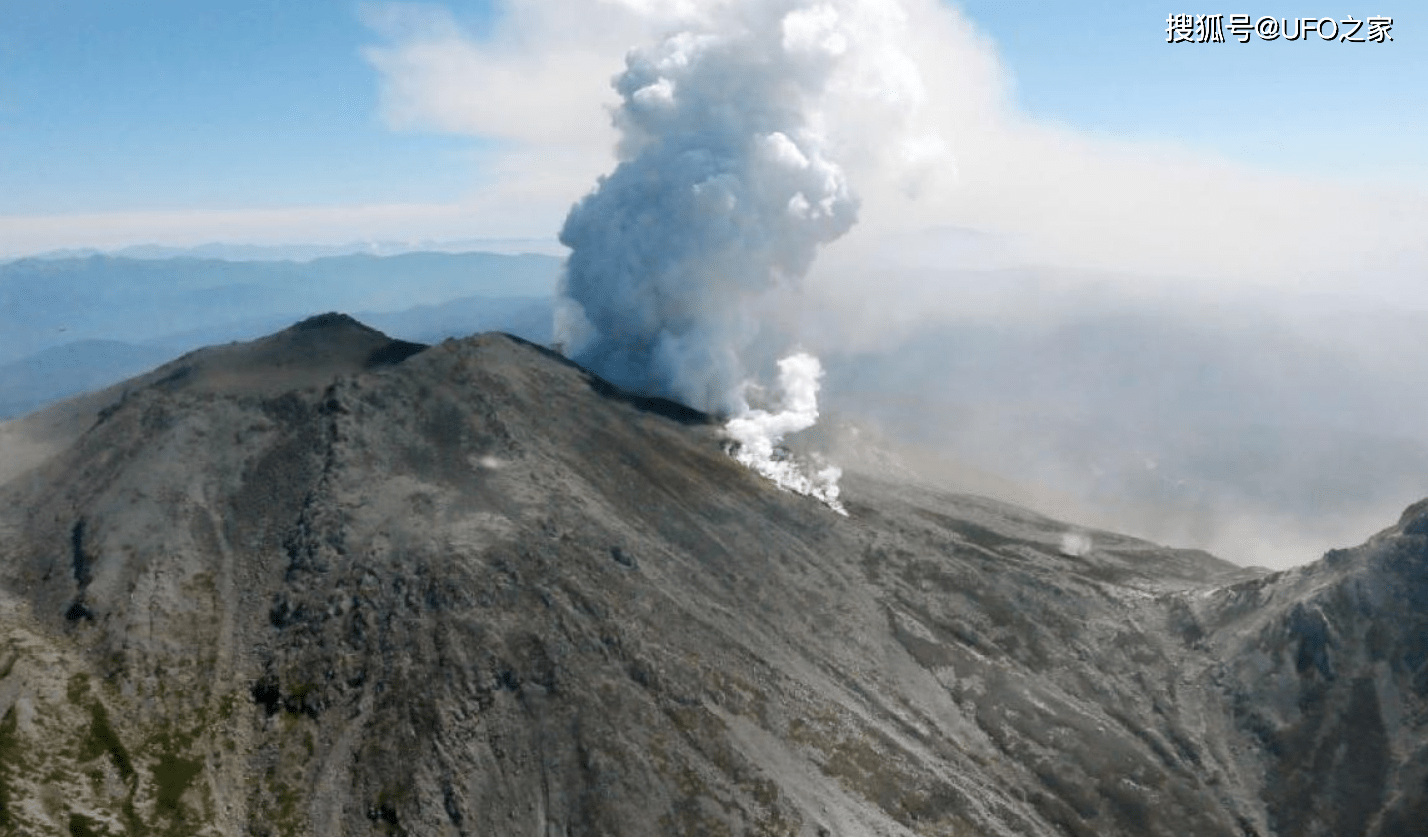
[557,1,870,413]
[556,0,926,512]
[1060,532,1093,557]
[725,352,846,514]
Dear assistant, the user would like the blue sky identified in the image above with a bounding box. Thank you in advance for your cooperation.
[0,1,492,214]
[960,3,1422,182]
[0,1,1421,259]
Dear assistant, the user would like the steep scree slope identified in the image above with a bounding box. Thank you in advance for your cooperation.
[0,314,1424,836]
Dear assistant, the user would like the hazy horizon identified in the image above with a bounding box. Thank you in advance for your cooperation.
[3,1,1425,570]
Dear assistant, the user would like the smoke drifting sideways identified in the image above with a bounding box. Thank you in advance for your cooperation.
[555,1,916,511]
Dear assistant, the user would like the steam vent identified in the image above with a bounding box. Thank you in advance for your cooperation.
[2,314,1427,836]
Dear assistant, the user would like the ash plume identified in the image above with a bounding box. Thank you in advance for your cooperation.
[555,1,867,413]
[556,0,922,508]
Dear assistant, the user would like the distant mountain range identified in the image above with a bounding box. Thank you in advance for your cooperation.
[4,238,567,263]
[0,295,555,420]
[0,249,562,420]
[0,250,562,366]
[0,340,178,420]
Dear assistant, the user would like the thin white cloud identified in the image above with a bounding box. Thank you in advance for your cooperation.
[9,0,1422,293]
[821,0,1426,303]
[361,2,621,144]
[0,203,495,257]
[357,0,1426,312]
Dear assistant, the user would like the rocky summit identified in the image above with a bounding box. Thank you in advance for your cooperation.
[1,314,1426,837]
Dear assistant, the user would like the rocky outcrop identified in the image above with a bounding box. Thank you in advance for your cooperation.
[0,315,1423,836]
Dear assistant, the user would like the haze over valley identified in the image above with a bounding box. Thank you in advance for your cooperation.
[6,245,1428,570]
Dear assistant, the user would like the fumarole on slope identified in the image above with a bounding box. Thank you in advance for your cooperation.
[0,314,1425,837]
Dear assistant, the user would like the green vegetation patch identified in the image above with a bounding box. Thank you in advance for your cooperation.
[153,752,203,812]
[68,812,105,837]
[81,701,134,779]
[0,705,16,829]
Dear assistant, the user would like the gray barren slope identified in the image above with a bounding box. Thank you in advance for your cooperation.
[0,314,1425,836]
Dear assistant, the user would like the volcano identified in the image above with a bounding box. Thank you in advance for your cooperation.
[1,314,1426,836]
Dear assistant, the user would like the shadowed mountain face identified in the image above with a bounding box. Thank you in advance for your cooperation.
[1,315,1425,836]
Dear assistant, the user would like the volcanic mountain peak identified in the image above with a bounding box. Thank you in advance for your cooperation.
[0,313,420,486]
[126,311,427,398]
[0,316,1425,836]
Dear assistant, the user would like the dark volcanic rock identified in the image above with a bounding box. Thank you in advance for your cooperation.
[0,315,1424,836]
